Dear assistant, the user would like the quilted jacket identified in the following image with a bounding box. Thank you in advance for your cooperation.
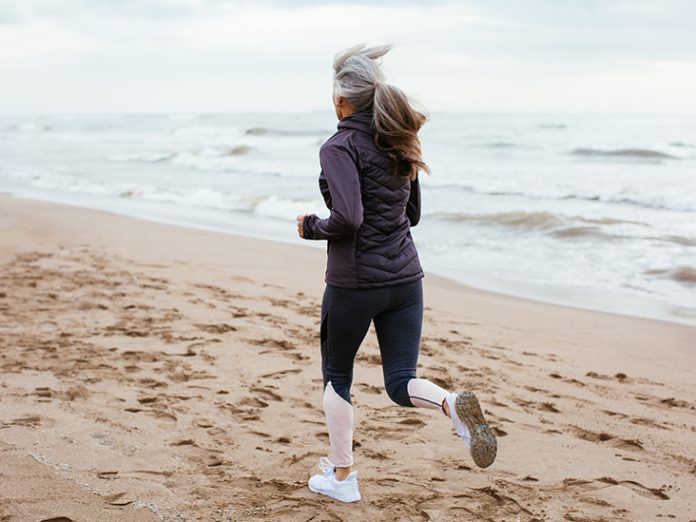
[302,110,424,288]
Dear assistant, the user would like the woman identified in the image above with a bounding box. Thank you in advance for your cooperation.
[296,44,497,503]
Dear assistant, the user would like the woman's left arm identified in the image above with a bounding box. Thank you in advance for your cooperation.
[406,176,421,227]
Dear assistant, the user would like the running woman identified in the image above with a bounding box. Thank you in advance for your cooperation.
[296,44,497,503]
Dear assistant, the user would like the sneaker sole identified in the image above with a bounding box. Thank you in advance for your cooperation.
[455,390,497,468]
[307,483,361,503]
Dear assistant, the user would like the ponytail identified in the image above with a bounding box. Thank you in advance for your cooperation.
[332,43,430,180]
[373,82,430,180]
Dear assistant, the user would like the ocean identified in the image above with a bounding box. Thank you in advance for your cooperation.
[1,112,695,326]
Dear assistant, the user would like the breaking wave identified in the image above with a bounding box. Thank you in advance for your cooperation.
[551,226,618,240]
[482,141,518,149]
[430,210,643,229]
[432,210,560,228]
[430,210,696,247]
[245,126,330,137]
[109,152,177,163]
[570,147,678,160]
[221,145,251,156]
[645,266,696,286]
[426,183,696,213]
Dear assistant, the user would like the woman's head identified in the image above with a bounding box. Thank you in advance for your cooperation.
[332,43,431,180]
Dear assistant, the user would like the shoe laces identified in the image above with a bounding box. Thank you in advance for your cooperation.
[317,456,335,477]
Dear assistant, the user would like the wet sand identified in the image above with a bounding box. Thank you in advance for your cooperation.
[1,193,694,521]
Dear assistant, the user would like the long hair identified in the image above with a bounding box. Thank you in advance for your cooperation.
[332,44,430,180]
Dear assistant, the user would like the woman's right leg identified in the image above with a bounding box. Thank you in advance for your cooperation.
[308,285,385,503]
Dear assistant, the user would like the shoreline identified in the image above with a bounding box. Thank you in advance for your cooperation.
[2,189,693,329]
[1,193,695,520]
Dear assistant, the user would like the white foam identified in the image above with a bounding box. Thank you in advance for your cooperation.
[253,195,324,221]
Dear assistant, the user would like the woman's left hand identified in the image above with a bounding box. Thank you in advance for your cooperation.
[296,214,304,238]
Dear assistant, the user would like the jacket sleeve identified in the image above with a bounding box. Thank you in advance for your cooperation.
[302,143,363,240]
[406,176,421,227]
[318,171,332,210]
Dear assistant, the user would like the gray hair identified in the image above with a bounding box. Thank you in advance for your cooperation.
[332,44,390,111]
[332,43,430,180]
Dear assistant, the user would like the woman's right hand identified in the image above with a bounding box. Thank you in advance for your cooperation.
[296,214,304,238]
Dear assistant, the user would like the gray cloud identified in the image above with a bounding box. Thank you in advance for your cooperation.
[1,0,695,112]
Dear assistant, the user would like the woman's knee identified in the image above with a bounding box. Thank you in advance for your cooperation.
[324,376,353,404]
[385,379,414,407]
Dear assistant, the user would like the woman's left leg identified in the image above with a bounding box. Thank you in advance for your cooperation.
[373,279,450,412]
[374,278,497,468]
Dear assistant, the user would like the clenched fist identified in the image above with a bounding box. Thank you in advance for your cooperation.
[296,214,304,238]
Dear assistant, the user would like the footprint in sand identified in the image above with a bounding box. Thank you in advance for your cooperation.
[249,385,283,402]
[356,383,382,395]
[630,416,671,430]
[398,417,426,428]
[657,396,693,409]
[122,350,161,363]
[562,476,669,500]
[220,402,261,421]
[248,338,310,361]
[260,368,302,380]
[138,377,168,389]
[355,352,382,366]
[461,484,536,519]
[170,439,197,447]
[239,397,269,409]
[4,415,43,427]
[278,451,321,470]
[124,405,177,424]
[569,426,644,451]
[169,436,228,469]
[421,366,456,389]
[538,401,561,413]
[551,372,587,387]
[194,418,214,428]
[194,323,237,334]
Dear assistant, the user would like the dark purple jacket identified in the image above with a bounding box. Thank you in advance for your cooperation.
[302,110,424,288]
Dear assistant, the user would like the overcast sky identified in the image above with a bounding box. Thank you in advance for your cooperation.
[1,0,695,113]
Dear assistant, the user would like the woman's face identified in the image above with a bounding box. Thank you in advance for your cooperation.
[332,87,342,120]
[332,88,353,120]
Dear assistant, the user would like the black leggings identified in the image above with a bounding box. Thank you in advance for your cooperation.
[320,278,423,407]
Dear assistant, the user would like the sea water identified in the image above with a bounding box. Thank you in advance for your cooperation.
[1,112,694,326]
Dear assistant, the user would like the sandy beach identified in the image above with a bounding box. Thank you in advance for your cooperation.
[0,193,694,521]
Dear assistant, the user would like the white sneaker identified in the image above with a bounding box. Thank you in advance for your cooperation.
[446,392,471,446]
[446,391,497,468]
[307,457,361,503]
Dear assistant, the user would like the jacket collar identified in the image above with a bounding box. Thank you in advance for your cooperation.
[337,110,374,134]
